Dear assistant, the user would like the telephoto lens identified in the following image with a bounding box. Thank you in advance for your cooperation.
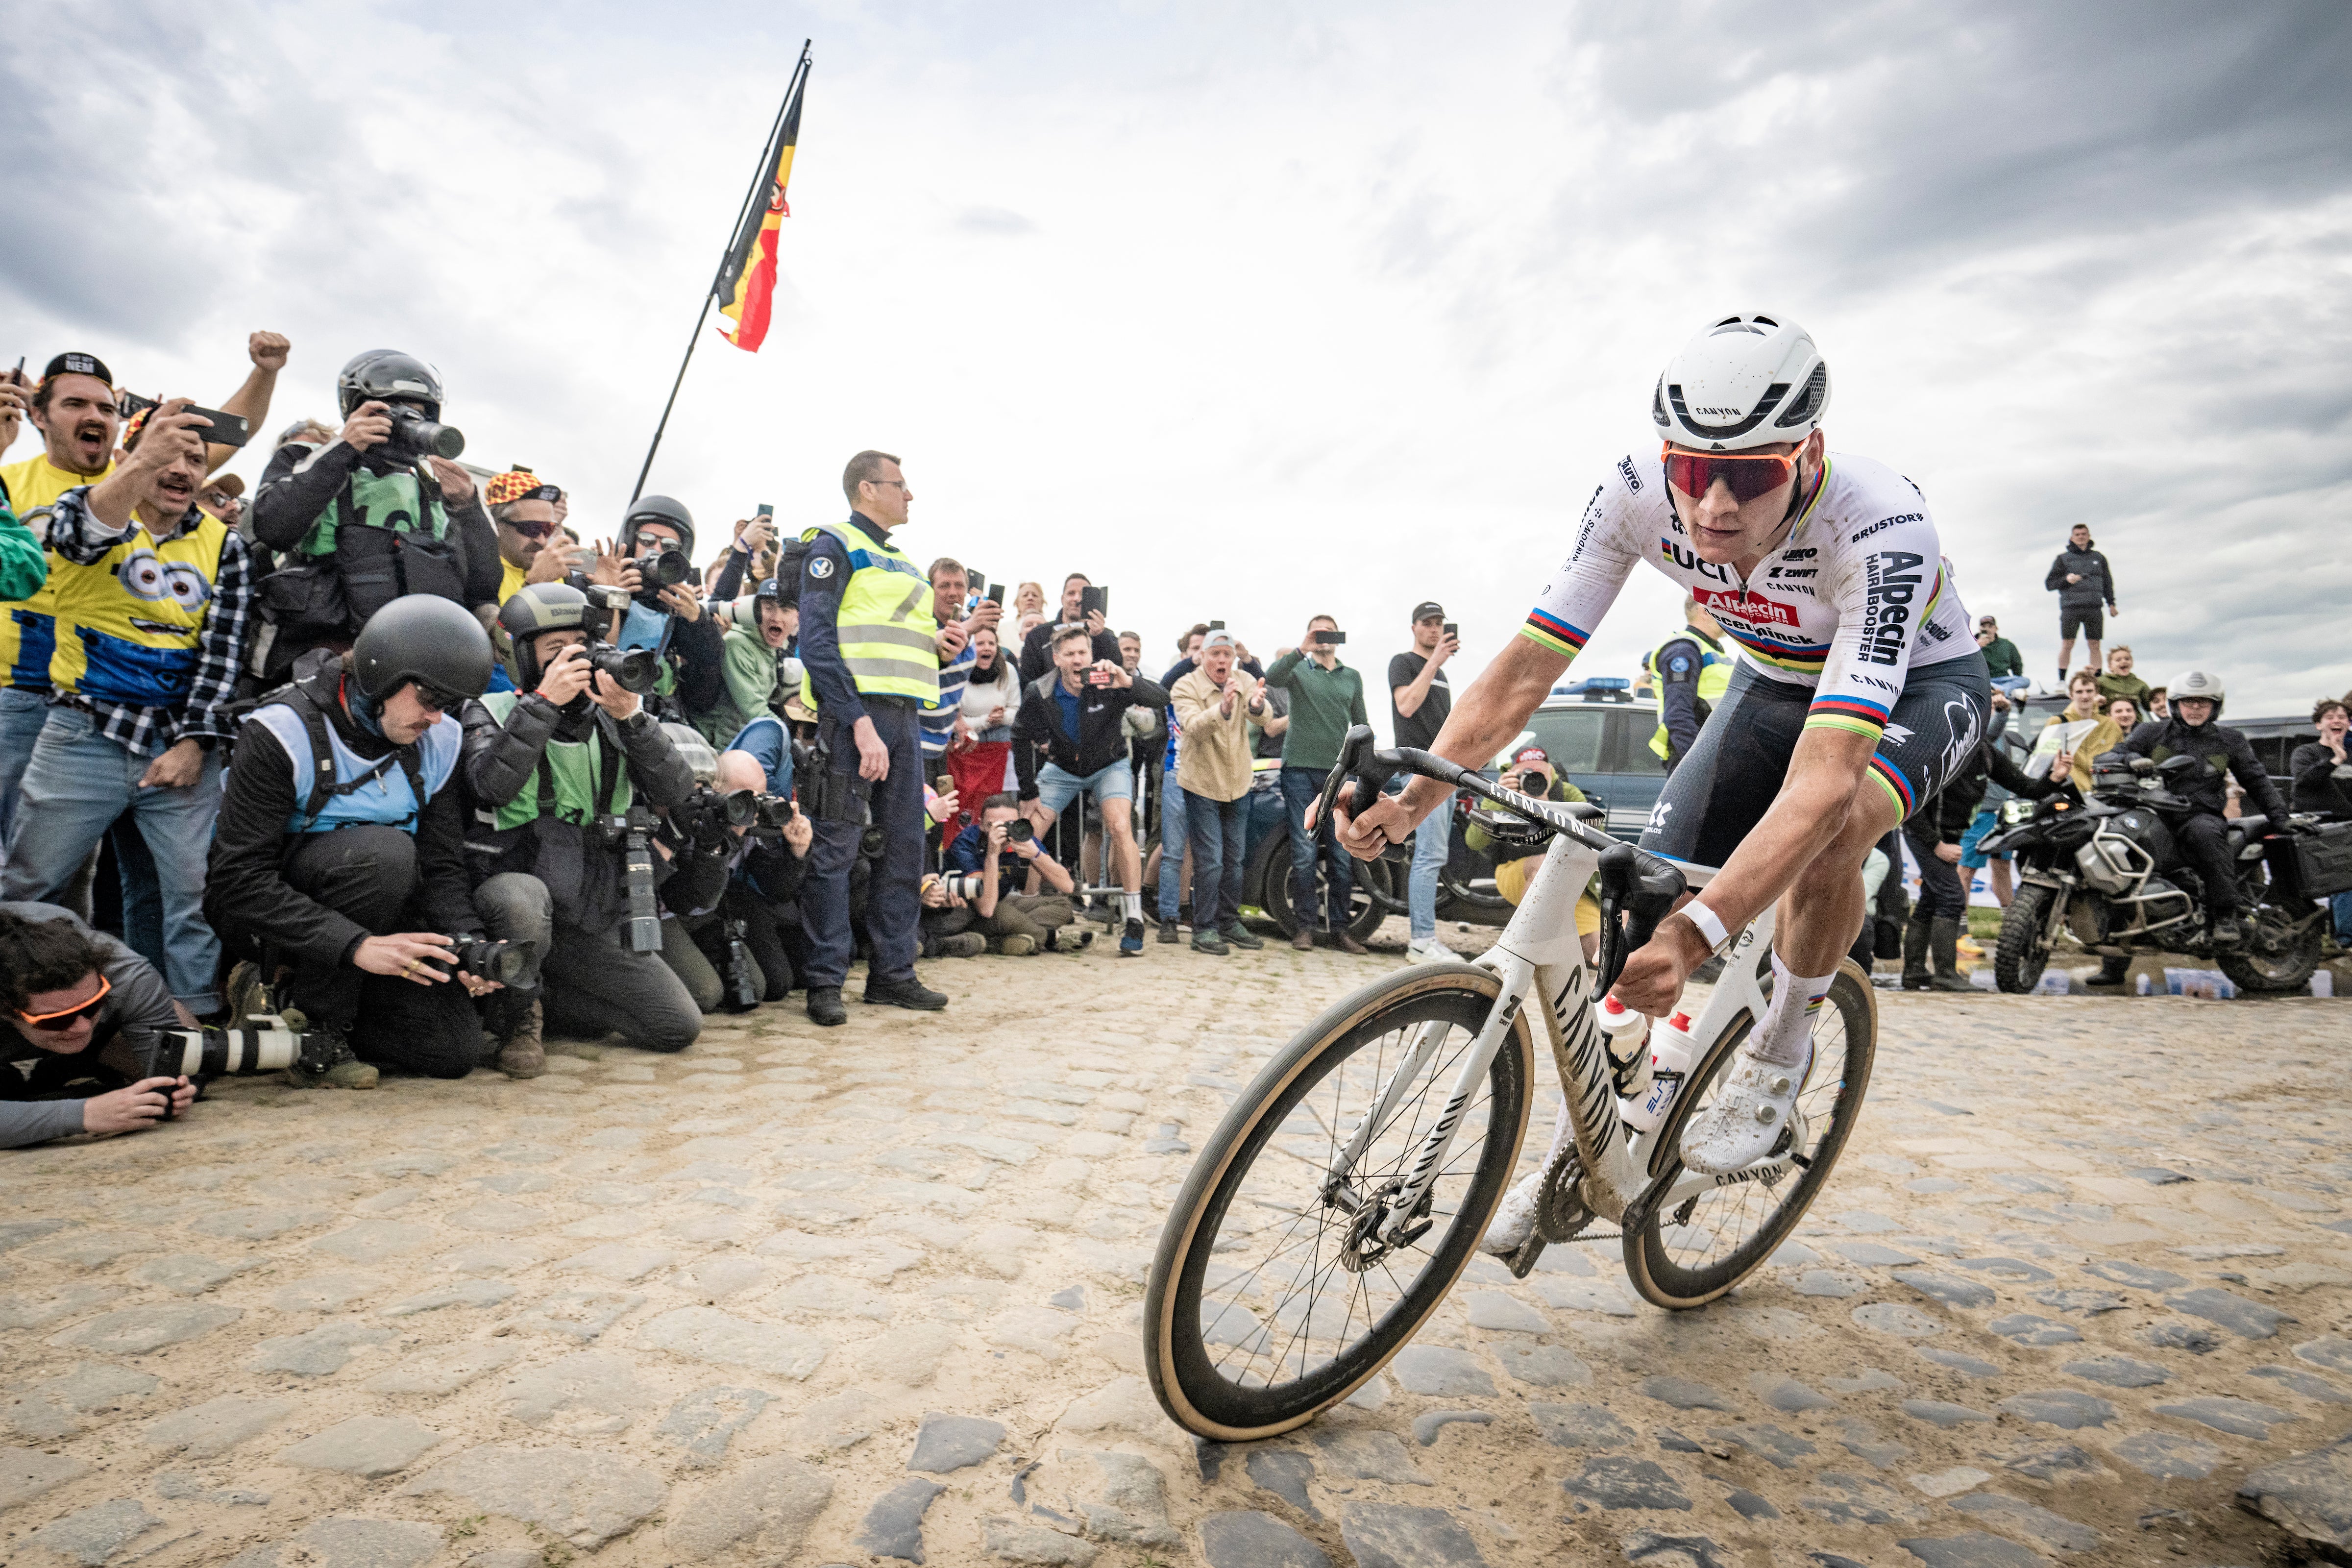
[640,542,691,589]
[1004,818,1034,843]
[387,407,465,461]
[721,920,760,1013]
[141,1025,313,1078]
[587,643,659,695]
[944,872,986,901]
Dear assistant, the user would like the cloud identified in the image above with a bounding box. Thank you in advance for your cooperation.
[2,0,2346,718]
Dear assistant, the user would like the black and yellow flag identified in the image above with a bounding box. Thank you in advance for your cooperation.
[715,48,808,352]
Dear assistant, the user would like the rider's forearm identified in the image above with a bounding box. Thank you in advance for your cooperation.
[1680,730,1875,938]
[1396,639,1565,821]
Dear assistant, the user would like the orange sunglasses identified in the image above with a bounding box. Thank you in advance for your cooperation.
[16,974,110,1031]
[1662,442,1806,503]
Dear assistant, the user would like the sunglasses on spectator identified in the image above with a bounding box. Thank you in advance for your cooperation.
[503,517,554,539]
[1661,443,1806,504]
[16,975,110,1031]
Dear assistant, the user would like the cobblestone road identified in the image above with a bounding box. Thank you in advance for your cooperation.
[4,931,2349,1568]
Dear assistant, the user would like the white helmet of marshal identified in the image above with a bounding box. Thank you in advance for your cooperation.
[1652,314,1832,452]
[2171,669,2225,713]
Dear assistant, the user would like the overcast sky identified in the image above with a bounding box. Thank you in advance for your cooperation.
[6,0,2348,724]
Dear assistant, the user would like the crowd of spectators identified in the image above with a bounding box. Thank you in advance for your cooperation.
[3,344,2347,1144]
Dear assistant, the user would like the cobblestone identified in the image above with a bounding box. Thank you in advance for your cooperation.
[0,956,2339,1564]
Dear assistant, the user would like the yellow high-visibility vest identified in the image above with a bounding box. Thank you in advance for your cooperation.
[797,521,938,708]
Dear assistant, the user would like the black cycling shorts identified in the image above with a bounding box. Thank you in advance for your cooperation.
[2059,607,2104,641]
[1638,652,1992,871]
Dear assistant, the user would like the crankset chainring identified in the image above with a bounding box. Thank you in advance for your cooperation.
[1534,1146,1595,1245]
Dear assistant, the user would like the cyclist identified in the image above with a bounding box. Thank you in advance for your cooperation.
[1336,313,1988,1219]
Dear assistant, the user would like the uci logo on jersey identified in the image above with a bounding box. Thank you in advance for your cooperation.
[1656,538,1731,583]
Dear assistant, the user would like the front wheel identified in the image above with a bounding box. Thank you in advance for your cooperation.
[1994,883,2058,993]
[1621,960,1877,1310]
[1144,964,1534,1440]
[2219,903,2322,994]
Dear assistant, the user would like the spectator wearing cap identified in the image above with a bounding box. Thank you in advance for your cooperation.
[484,468,574,607]
[197,472,245,529]
[0,402,255,1016]
[1391,601,1459,963]
[1976,615,2028,697]
[1266,615,1369,953]
[1170,631,1269,956]
[0,342,281,848]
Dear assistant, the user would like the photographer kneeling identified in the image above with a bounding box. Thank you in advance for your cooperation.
[653,750,805,1010]
[205,596,503,1087]
[935,793,1080,955]
[464,584,701,1057]
[1,905,193,1146]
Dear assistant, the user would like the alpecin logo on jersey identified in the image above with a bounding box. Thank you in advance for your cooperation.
[1860,549,1927,666]
[1656,537,1732,583]
[1694,586,1799,628]
[1616,455,1643,492]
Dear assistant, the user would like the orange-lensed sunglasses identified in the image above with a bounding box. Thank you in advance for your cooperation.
[15,975,110,1031]
[1662,442,1805,503]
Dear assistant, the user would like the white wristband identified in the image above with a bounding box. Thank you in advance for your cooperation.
[1681,900,1729,951]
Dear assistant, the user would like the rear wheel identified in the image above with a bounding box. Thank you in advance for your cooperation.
[1621,960,1876,1310]
[1994,883,2057,993]
[1144,965,1533,1439]
[2219,902,2322,994]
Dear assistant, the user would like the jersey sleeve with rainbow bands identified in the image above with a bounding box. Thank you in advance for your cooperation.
[1520,472,1649,663]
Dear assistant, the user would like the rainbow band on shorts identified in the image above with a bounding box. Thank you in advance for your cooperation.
[1866,752,1916,818]
[1520,608,1589,660]
[1804,692,1889,741]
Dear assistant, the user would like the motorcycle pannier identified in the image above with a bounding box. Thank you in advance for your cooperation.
[2267,820,2352,901]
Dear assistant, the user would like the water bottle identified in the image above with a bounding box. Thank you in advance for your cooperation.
[1597,995,1651,1097]
[1622,1010,1699,1133]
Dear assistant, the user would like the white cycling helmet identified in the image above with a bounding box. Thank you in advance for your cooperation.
[1652,313,1831,452]
[2171,670,2224,713]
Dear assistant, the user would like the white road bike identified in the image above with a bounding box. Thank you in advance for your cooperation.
[1144,728,1878,1440]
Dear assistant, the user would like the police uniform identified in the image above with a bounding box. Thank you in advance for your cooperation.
[1644,626,1732,770]
[796,512,940,995]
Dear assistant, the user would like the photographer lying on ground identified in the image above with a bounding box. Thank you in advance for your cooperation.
[1,905,194,1146]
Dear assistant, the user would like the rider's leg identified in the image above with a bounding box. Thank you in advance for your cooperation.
[1738,772,1896,1068]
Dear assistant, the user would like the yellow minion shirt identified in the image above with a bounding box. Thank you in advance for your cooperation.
[0,452,115,691]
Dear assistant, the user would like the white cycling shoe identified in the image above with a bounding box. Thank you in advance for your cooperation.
[1678,1046,1809,1176]
[1481,1102,1569,1256]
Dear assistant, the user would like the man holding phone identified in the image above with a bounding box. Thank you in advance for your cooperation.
[1013,625,1168,955]
[1390,602,1460,963]
[1265,615,1370,953]
[1017,572,1120,684]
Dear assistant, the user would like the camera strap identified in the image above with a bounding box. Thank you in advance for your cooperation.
[284,681,426,832]
[534,713,626,827]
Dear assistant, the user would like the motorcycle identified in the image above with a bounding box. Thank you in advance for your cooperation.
[1977,752,2328,995]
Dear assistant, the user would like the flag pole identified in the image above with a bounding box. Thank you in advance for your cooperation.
[630,42,811,505]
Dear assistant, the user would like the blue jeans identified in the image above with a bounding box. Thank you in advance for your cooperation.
[1156,775,1188,920]
[1989,675,2033,699]
[0,685,49,859]
[1408,804,1451,941]
[1184,788,1247,931]
[1281,766,1353,935]
[0,707,223,1011]
[2333,888,2352,943]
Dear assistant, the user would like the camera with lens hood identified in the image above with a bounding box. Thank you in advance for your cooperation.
[577,585,659,696]
[939,872,988,902]
[441,934,528,984]
[137,1021,325,1105]
[384,405,465,463]
[672,785,756,848]
[637,541,691,593]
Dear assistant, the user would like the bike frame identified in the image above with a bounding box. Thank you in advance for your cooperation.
[1330,832,1790,1245]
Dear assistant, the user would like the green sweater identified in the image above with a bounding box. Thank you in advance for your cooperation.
[1980,636,2023,679]
[694,620,786,747]
[0,497,45,603]
[1265,650,1368,772]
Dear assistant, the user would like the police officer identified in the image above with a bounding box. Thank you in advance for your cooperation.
[204,595,501,1087]
[2100,669,2292,950]
[1644,598,1733,770]
[795,449,958,1026]
[246,352,501,685]
[463,583,702,1057]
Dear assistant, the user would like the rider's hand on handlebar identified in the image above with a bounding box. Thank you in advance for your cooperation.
[1610,912,1713,1017]
[1333,784,1413,858]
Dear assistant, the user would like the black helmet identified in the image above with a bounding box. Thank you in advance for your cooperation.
[497,583,590,690]
[337,350,444,420]
[352,595,494,704]
[622,493,695,560]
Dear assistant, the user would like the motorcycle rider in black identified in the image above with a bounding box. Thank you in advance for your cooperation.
[2099,670,2288,949]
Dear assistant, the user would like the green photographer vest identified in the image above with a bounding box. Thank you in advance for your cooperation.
[294,467,449,557]
[796,521,938,709]
[478,690,634,831]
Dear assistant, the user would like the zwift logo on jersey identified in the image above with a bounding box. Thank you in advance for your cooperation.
[1656,537,1731,583]
[1860,549,1926,666]
[1694,586,1799,628]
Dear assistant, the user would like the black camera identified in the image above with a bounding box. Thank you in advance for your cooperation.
[719,919,760,1013]
[602,806,662,953]
[638,541,690,590]
[441,934,528,984]
[752,794,794,830]
[673,786,757,847]
[1519,766,1552,798]
[138,1025,326,1109]
[1004,817,1033,843]
[578,585,659,695]
[385,405,465,462]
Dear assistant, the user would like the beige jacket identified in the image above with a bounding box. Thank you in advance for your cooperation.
[1172,667,1258,802]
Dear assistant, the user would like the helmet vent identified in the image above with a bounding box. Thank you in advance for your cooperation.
[1774,363,1828,428]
